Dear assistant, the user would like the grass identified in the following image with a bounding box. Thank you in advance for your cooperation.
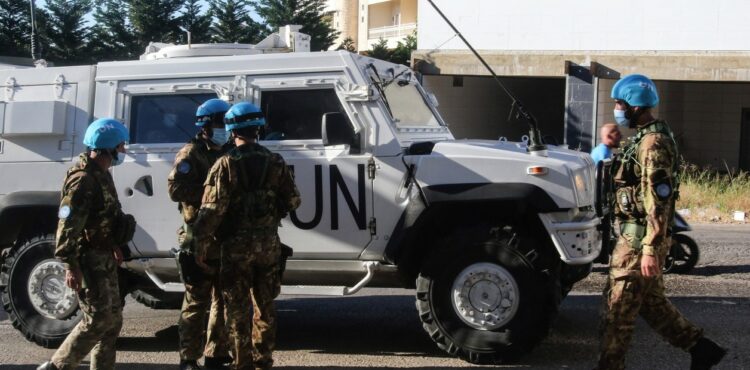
[677,161,750,222]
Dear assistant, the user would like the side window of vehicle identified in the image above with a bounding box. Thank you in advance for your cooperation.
[129,93,216,144]
[260,89,349,141]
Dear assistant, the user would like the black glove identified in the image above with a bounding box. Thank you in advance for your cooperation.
[114,214,136,245]
[176,249,206,285]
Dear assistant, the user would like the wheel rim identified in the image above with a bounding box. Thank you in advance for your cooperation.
[27,259,79,320]
[451,262,520,330]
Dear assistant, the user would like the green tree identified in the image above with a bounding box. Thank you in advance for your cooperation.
[43,0,93,65]
[89,0,140,61]
[367,38,391,61]
[253,0,339,51]
[336,36,356,53]
[180,0,212,44]
[208,0,266,44]
[128,0,184,47]
[0,0,32,58]
[390,31,416,66]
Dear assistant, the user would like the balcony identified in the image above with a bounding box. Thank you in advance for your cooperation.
[368,22,417,41]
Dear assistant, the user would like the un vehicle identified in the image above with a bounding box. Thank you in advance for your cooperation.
[0,26,600,363]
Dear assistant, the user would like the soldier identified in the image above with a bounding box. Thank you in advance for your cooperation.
[192,102,301,370]
[168,98,233,370]
[596,74,726,370]
[38,118,136,370]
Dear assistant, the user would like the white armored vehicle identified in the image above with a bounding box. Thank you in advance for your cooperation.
[0,26,600,363]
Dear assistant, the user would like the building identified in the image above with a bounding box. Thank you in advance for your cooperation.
[326,0,418,52]
[413,0,750,171]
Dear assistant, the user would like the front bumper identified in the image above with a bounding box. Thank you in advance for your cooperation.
[538,212,601,265]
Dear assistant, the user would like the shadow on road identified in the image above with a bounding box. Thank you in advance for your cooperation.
[690,264,750,275]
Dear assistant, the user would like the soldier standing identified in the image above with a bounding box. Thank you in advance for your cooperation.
[597,74,726,370]
[168,99,233,370]
[192,102,301,370]
[38,118,136,370]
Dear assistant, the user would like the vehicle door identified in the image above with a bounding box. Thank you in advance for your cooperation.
[248,75,374,259]
[110,77,237,256]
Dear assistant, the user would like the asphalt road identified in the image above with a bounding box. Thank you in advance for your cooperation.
[1,224,748,369]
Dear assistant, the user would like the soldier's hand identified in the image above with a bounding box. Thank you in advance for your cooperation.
[66,268,83,291]
[195,250,210,272]
[641,254,660,277]
[113,246,124,266]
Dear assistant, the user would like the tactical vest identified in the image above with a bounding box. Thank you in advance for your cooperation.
[220,144,283,237]
[610,120,680,225]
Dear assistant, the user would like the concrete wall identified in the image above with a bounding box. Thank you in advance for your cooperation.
[423,75,565,143]
[595,81,747,170]
[418,0,750,51]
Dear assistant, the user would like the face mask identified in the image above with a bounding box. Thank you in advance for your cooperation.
[110,149,124,166]
[613,109,629,126]
[212,128,228,144]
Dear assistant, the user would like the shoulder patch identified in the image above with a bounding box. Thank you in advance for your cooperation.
[58,205,71,219]
[655,183,672,199]
[177,161,191,174]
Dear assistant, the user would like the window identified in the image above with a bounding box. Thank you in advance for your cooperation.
[382,81,441,128]
[260,89,349,141]
[129,93,215,144]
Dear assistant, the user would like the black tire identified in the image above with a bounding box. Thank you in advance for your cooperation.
[415,236,552,364]
[131,288,183,309]
[664,234,700,274]
[0,235,82,348]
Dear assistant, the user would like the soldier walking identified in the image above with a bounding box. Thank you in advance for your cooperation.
[192,102,300,370]
[38,118,136,370]
[168,99,233,370]
[596,74,726,370]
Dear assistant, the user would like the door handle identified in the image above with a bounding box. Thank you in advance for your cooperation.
[133,175,154,196]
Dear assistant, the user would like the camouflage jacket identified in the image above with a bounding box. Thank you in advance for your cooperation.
[56,153,124,271]
[612,120,679,256]
[192,142,301,258]
[167,134,224,224]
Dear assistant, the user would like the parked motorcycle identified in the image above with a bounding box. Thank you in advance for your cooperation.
[594,159,699,273]
[663,213,700,274]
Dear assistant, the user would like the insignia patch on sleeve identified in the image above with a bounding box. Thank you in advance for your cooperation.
[655,183,672,199]
[177,161,191,174]
[58,205,71,219]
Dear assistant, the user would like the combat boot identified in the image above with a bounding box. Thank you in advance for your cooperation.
[690,337,727,370]
[37,362,58,370]
[180,359,203,370]
[204,356,232,370]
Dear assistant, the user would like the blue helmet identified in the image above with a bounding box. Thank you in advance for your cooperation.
[224,102,266,131]
[611,74,659,108]
[83,118,129,150]
[196,98,231,127]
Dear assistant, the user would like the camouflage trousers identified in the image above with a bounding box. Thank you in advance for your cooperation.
[597,235,703,370]
[51,248,123,370]
[222,234,282,370]
[178,260,230,361]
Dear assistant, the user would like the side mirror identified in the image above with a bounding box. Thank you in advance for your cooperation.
[322,112,359,152]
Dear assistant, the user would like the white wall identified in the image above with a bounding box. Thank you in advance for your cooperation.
[418,0,750,51]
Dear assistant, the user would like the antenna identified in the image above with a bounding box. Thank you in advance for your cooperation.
[29,0,46,67]
[425,0,547,155]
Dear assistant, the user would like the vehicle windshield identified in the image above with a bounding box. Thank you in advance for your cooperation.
[381,81,442,128]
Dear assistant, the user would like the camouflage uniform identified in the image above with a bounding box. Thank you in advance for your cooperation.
[168,134,231,362]
[598,120,703,369]
[193,142,301,370]
[51,153,131,370]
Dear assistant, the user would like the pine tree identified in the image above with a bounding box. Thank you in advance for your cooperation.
[253,0,339,51]
[0,0,33,58]
[367,38,391,61]
[336,36,356,53]
[89,0,140,61]
[179,0,212,44]
[390,31,416,66]
[208,0,266,44]
[43,0,93,65]
[128,0,184,47]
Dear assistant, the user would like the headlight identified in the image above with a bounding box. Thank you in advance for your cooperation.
[572,167,594,207]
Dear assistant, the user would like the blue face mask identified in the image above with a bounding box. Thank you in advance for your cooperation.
[212,128,228,144]
[613,109,629,126]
